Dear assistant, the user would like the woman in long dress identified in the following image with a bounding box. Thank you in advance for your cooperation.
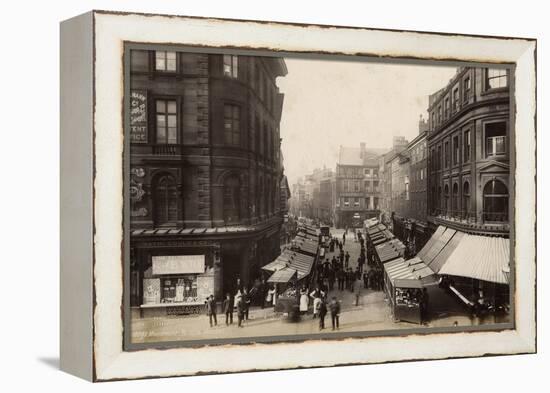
[299,287,309,314]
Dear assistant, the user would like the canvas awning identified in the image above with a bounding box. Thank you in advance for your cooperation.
[416,225,445,261]
[375,239,406,263]
[267,267,298,283]
[384,257,437,288]
[438,234,510,284]
[263,249,315,280]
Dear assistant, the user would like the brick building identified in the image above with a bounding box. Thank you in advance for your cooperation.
[334,144,384,229]
[128,49,288,313]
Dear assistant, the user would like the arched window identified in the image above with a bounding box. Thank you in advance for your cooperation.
[452,183,459,216]
[223,175,241,224]
[483,180,508,222]
[154,175,178,226]
[462,181,470,219]
[444,184,450,214]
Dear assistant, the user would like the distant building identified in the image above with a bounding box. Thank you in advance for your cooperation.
[334,143,385,228]
[391,118,429,252]
[379,136,409,227]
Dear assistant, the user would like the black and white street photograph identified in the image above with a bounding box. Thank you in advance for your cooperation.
[126,49,512,345]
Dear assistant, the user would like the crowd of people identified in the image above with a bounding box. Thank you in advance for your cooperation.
[204,226,387,331]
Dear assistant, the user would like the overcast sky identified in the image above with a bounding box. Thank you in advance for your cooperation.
[276,57,457,185]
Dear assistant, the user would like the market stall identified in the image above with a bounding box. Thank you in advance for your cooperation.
[383,257,437,324]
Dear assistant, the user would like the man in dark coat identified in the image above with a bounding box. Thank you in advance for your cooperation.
[318,298,328,330]
[205,295,217,327]
[345,252,350,269]
[242,288,251,320]
[329,297,341,330]
[222,293,234,325]
[236,297,246,327]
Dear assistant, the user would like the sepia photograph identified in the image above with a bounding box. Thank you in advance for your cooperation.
[125,46,513,346]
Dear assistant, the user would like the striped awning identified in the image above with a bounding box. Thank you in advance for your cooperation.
[416,225,445,261]
[263,249,315,280]
[375,239,406,263]
[383,257,436,288]
[267,267,297,283]
[439,234,510,285]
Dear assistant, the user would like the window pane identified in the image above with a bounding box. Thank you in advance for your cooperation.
[156,100,166,113]
[157,127,166,142]
[167,114,177,127]
[167,59,176,71]
[167,128,177,144]
[232,56,238,78]
[156,58,165,71]
[156,114,166,126]
[167,101,177,113]
[166,51,176,60]
[223,55,231,66]
[496,136,506,153]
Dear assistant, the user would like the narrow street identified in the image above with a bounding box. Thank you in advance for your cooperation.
[131,227,488,344]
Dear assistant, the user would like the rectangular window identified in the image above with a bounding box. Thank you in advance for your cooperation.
[444,97,450,119]
[463,76,471,103]
[486,69,508,89]
[354,198,360,207]
[453,135,460,165]
[437,106,442,124]
[444,141,450,168]
[453,87,459,111]
[223,55,238,78]
[464,130,471,162]
[156,99,177,144]
[224,104,241,146]
[155,51,177,72]
[343,197,349,207]
[485,122,507,157]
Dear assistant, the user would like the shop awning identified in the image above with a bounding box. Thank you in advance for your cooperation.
[267,267,297,283]
[429,230,465,272]
[376,239,406,263]
[416,225,445,261]
[263,249,315,280]
[422,228,457,265]
[438,234,510,285]
[292,238,319,256]
[384,257,437,288]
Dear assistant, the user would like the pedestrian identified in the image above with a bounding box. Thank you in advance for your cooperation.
[345,251,350,268]
[355,277,363,306]
[328,268,335,291]
[236,297,246,327]
[242,288,251,320]
[339,268,346,290]
[222,293,234,325]
[363,271,369,289]
[342,232,346,245]
[319,298,328,330]
[266,285,276,308]
[312,295,322,319]
[299,286,309,315]
[329,297,341,330]
[205,295,217,327]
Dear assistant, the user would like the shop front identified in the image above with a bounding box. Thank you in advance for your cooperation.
[139,251,221,318]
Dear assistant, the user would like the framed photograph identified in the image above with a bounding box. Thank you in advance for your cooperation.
[60,10,536,381]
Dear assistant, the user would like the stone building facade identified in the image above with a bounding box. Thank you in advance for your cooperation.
[128,49,288,312]
[426,66,511,236]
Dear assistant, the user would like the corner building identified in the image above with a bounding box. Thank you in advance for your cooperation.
[427,66,511,233]
[128,49,287,314]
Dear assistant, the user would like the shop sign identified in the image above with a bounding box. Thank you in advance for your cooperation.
[152,255,205,275]
[130,90,147,143]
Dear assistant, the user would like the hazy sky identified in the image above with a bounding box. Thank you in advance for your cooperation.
[277,58,457,185]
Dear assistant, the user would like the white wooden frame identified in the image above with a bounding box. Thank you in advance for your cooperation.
[60,10,536,381]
